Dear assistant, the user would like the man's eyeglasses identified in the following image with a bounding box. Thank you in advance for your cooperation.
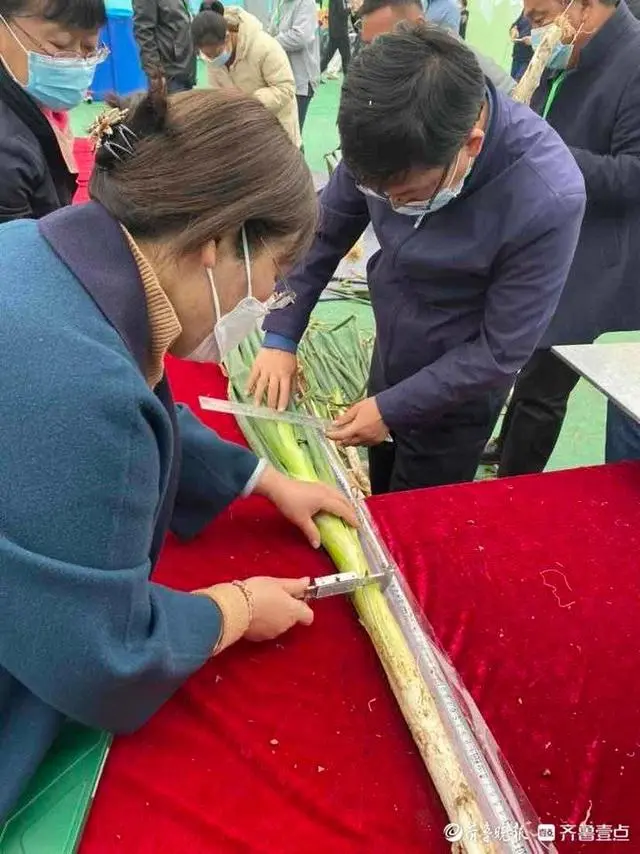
[356,155,456,210]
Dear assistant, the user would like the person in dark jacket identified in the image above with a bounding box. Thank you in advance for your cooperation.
[606,404,640,462]
[0,86,357,821]
[510,8,533,80]
[0,0,106,223]
[247,24,585,494]
[484,0,640,477]
[357,0,516,93]
[132,0,195,93]
[321,0,351,74]
[459,0,469,38]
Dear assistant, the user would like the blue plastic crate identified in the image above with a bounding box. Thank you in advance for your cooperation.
[90,23,115,99]
[91,5,147,100]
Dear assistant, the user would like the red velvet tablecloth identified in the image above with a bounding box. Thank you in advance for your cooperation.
[77,358,640,854]
[73,138,92,204]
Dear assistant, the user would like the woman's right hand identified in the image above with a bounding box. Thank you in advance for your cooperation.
[243,576,314,641]
[247,348,298,411]
[198,576,314,652]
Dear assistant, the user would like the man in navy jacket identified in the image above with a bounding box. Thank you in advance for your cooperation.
[249,24,586,493]
[486,0,640,477]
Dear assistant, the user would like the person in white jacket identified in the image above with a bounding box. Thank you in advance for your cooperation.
[194,3,301,145]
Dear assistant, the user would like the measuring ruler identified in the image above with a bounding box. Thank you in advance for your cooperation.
[318,434,547,854]
[199,397,332,431]
[385,577,532,853]
[200,397,394,444]
[202,398,550,851]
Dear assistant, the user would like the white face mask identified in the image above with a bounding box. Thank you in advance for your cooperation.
[188,227,269,363]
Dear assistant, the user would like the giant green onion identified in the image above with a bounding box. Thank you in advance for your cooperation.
[224,325,497,853]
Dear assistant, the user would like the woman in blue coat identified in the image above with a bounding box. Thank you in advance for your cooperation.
[0,85,356,819]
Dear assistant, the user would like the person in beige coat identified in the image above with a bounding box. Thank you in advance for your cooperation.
[192,3,301,146]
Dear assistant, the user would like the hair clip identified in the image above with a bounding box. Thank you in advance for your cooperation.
[89,108,138,160]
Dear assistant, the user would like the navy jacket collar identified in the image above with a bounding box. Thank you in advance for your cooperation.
[38,201,151,373]
[462,79,499,197]
[577,1,638,72]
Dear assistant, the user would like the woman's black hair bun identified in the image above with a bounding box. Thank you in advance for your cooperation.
[100,76,168,138]
[128,73,169,136]
[200,0,225,13]
[90,76,170,173]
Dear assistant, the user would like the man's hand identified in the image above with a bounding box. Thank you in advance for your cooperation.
[248,348,298,411]
[327,397,390,447]
[255,467,358,548]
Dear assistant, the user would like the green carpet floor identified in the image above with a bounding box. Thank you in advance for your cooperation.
[71,76,640,474]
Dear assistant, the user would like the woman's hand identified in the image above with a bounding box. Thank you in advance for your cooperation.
[327,397,390,447]
[247,348,298,411]
[198,576,314,650]
[243,576,314,641]
[255,466,358,548]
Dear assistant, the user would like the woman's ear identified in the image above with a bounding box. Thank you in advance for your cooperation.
[200,241,217,269]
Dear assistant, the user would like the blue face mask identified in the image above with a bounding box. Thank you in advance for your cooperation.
[1,17,102,111]
[24,51,98,110]
[207,48,232,68]
[531,24,575,71]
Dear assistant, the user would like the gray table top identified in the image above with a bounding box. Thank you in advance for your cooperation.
[553,343,640,424]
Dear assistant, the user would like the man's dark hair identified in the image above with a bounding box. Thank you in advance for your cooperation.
[0,0,106,29]
[338,21,484,187]
[359,0,422,17]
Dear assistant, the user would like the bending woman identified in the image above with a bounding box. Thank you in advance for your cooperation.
[193,2,301,146]
[0,86,353,819]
